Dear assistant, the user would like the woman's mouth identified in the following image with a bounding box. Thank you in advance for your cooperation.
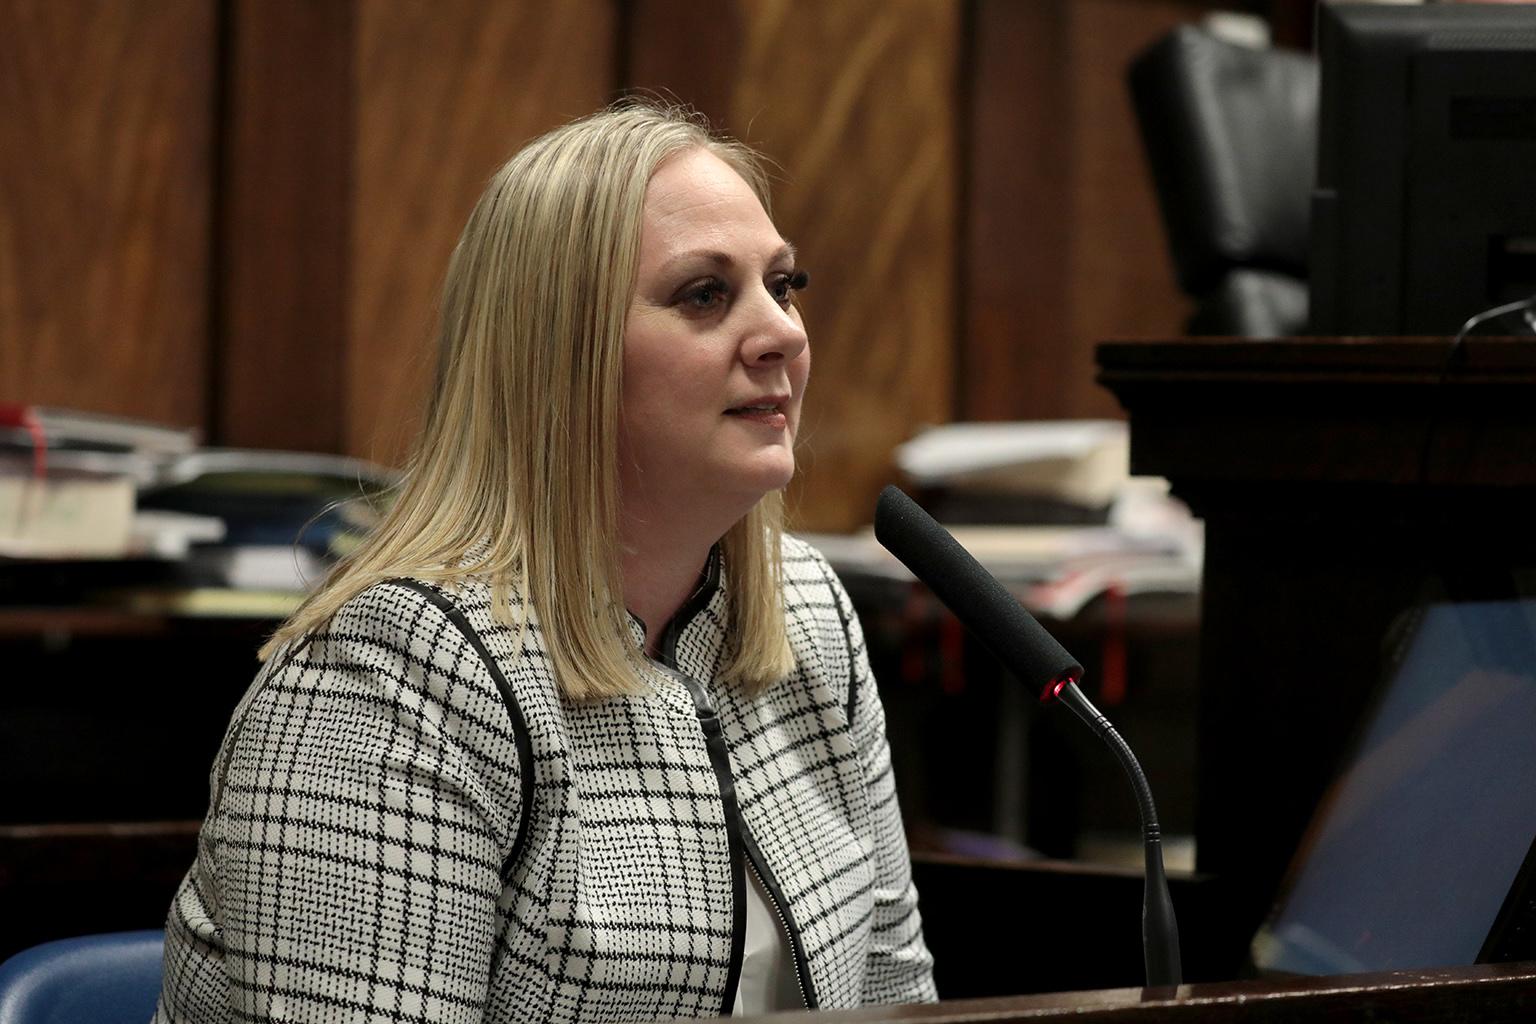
[725,402,788,428]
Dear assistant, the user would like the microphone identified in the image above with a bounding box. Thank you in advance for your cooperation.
[874,485,1182,988]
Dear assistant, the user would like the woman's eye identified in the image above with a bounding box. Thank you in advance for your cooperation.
[680,278,727,311]
[770,268,808,307]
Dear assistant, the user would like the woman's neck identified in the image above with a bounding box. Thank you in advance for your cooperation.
[620,540,711,658]
[619,499,738,657]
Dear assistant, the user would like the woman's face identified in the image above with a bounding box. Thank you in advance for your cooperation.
[620,147,810,517]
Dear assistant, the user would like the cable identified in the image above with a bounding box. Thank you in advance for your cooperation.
[1415,294,1536,487]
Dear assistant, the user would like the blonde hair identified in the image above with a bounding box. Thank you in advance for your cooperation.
[260,102,795,699]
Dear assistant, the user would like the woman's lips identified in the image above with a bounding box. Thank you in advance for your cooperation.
[724,405,788,428]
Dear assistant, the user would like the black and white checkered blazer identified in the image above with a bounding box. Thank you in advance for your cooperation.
[155,535,937,1022]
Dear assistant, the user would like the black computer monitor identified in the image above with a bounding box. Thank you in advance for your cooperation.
[1309,4,1536,336]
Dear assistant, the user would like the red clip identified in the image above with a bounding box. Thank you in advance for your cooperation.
[0,404,46,478]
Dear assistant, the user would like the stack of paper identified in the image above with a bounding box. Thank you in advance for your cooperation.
[895,420,1130,510]
[815,420,1201,620]
[0,405,204,558]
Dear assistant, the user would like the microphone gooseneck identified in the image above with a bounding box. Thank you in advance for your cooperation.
[1050,678,1182,989]
[874,485,1183,988]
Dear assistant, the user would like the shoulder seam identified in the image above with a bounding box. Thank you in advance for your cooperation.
[810,557,860,729]
[382,578,535,883]
[210,637,309,821]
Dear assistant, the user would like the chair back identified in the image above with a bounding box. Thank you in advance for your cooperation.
[0,931,164,1024]
[1129,24,1317,335]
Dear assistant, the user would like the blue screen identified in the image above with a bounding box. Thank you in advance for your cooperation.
[1252,599,1536,974]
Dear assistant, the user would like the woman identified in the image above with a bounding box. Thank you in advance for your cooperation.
[155,102,936,1022]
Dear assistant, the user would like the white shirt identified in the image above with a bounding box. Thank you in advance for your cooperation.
[733,869,802,1014]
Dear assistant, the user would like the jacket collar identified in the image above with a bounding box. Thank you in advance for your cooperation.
[630,546,726,676]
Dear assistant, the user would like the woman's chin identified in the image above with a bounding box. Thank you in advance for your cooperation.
[723,456,796,503]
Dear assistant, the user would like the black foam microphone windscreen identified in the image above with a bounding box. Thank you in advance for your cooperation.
[874,486,1083,696]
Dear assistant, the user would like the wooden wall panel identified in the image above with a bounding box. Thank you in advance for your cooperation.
[963,0,1207,422]
[3,1,1218,519]
[218,0,353,452]
[220,0,615,463]
[629,0,961,532]
[348,0,617,468]
[1064,0,1202,420]
[0,0,213,430]
[964,0,1072,424]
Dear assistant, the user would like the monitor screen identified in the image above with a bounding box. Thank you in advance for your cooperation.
[1252,598,1536,974]
[1309,4,1536,336]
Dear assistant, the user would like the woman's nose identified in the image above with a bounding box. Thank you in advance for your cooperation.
[740,295,809,367]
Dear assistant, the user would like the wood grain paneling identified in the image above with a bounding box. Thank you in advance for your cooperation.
[964,0,1072,424]
[0,0,213,430]
[218,0,353,452]
[629,0,961,532]
[964,0,1206,422]
[348,0,617,468]
[4,1,1216,500]
[218,0,615,463]
[1065,0,1202,420]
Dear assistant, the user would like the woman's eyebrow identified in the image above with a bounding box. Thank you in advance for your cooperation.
[658,242,798,276]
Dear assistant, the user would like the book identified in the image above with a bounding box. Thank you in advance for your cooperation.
[0,473,136,558]
[895,420,1130,509]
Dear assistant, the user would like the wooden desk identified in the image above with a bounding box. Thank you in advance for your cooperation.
[739,962,1536,1022]
[0,607,269,824]
[1096,336,1536,953]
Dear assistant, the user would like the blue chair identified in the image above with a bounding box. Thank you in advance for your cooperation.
[0,931,164,1024]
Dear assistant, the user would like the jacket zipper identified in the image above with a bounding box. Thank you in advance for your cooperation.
[742,838,815,1009]
[657,594,816,1012]
[665,663,818,1012]
[651,561,811,1019]
[670,664,748,1016]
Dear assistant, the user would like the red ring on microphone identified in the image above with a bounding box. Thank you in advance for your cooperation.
[1040,671,1080,705]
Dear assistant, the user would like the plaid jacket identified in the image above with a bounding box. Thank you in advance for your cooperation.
[156,536,937,1022]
